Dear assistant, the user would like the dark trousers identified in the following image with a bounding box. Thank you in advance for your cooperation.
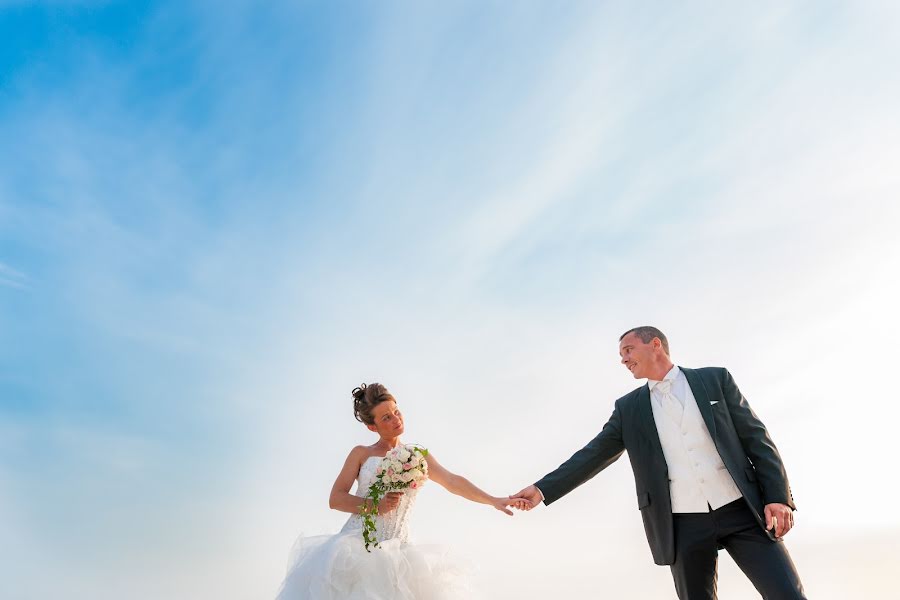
[670,499,806,600]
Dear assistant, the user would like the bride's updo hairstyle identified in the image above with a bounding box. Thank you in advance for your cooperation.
[352,383,396,425]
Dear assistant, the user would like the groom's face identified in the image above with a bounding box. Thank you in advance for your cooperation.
[619,333,656,379]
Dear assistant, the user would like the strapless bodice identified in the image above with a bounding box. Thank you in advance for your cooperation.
[339,454,420,544]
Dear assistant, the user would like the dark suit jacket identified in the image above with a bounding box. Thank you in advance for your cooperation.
[535,367,795,565]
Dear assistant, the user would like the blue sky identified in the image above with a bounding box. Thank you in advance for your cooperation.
[2,2,900,599]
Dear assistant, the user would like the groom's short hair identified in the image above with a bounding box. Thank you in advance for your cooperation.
[620,326,670,356]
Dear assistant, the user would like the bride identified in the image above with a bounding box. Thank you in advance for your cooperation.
[275,382,529,599]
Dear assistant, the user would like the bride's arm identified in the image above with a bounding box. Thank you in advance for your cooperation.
[426,453,530,515]
[328,447,401,514]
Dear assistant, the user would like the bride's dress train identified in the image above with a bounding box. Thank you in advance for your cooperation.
[275,456,474,599]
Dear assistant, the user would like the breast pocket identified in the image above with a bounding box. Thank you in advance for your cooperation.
[710,398,730,422]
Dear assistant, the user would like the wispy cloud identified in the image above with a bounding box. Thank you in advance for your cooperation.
[0,261,27,290]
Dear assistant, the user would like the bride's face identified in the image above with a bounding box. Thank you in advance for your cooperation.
[368,400,404,437]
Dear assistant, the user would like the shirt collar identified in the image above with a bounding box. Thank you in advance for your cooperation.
[648,364,681,391]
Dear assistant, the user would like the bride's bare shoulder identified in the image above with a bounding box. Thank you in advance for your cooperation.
[344,445,371,464]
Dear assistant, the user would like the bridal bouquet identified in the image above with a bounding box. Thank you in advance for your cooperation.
[361,444,429,550]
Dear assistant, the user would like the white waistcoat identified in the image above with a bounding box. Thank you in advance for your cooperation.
[650,379,743,513]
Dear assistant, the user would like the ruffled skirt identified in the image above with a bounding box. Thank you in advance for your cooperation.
[275,532,474,600]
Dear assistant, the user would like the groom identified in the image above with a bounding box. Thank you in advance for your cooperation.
[513,326,806,599]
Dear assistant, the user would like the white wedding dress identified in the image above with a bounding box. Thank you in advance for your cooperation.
[275,455,473,599]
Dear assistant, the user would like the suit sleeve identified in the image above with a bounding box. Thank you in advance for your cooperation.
[721,369,796,509]
[535,402,626,506]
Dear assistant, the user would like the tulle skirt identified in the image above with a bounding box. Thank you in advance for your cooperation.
[275,531,475,600]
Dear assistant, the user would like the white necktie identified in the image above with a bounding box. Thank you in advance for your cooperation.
[655,379,683,422]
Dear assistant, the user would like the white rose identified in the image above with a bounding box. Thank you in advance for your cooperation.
[398,448,411,462]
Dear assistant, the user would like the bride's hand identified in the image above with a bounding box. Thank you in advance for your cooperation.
[510,497,533,511]
[491,496,532,515]
[377,492,403,514]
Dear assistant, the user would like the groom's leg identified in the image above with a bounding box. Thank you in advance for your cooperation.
[670,512,719,600]
[716,502,807,599]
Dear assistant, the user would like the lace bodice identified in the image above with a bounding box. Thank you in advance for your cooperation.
[339,455,420,544]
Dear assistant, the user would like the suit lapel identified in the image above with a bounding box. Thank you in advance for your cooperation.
[682,367,717,439]
[637,384,666,460]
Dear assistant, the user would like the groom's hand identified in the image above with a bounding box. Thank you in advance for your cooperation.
[764,503,794,539]
[491,496,532,515]
[510,485,543,511]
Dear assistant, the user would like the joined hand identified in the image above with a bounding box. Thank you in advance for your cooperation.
[492,496,533,515]
[509,485,542,511]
